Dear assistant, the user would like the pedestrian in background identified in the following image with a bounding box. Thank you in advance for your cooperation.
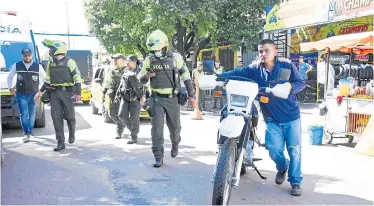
[104,54,127,139]
[212,59,224,109]
[192,61,206,111]
[7,48,45,142]
[116,55,144,144]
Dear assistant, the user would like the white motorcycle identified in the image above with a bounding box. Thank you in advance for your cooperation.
[199,73,291,205]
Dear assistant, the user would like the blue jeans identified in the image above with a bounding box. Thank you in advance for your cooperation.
[16,93,37,135]
[265,118,303,185]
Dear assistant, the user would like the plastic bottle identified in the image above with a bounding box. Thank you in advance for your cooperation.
[338,78,350,97]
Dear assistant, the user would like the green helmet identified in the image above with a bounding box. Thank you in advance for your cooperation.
[146,30,169,51]
[42,39,67,56]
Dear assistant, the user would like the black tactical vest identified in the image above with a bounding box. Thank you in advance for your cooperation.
[149,52,181,92]
[120,70,144,101]
[49,57,74,85]
[15,62,40,94]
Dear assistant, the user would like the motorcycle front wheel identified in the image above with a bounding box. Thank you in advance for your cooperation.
[212,138,237,205]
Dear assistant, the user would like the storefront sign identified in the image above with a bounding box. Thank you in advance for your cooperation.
[289,15,373,65]
[330,0,374,21]
[354,55,369,61]
[265,0,331,31]
[352,53,373,62]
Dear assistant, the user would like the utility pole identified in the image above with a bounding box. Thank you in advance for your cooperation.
[66,1,70,49]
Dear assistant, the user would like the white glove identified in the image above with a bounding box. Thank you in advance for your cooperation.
[216,81,225,87]
[268,82,292,99]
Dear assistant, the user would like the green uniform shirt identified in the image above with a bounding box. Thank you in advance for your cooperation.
[139,53,191,94]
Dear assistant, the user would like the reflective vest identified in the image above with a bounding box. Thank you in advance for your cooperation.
[15,62,40,93]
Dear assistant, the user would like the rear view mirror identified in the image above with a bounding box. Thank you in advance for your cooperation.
[94,78,103,84]
[199,75,217,90]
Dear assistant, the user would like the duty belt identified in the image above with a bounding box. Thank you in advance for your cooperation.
[53,86,75,92]
[152,91,176,98]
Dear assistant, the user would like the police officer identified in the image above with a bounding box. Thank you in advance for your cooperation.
[139,30,196,167]
[34,40,82,151]
[7,48,46,142]
[104,54,127,139]
[116,55,143,144]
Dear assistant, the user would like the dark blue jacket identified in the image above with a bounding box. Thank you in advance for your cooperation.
[218,58,306,123]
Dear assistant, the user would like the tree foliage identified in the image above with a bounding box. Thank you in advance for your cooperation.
[84,0,277,59]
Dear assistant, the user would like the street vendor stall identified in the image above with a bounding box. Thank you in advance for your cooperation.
[300,31,374,144]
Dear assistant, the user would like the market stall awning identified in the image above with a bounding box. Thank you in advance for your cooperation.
[300,31,374,55]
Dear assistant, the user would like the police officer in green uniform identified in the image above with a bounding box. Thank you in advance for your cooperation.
[104,54,127,139]
[116,55,144,144]
[139,30,196,167]
[34,40,82,151]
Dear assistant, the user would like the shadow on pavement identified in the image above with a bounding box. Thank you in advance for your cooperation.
[2,108,92,138]
[234,169,373,205]
[2,135,372,205]
[1,149,121,205]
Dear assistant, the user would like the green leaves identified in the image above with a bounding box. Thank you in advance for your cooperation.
[84,0,279,56]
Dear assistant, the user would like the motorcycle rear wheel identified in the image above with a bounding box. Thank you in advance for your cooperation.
[212,138,237,205]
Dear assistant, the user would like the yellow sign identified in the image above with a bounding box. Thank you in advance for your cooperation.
[265,0,330,32]
[290,15,373,54]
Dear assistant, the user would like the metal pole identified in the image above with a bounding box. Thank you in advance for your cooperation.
[66,1,70,49]
[324,48,330,101]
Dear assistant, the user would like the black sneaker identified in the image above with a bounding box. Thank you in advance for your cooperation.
[275,168,288,185]
[127,139,138,144]
[291,184,302,196]
[171,145,178,158]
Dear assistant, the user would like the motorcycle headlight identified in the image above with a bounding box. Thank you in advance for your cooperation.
[230,94,248,108]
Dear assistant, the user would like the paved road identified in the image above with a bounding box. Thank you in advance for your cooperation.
[2,104,374,205]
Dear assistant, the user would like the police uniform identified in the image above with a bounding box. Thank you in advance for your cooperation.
[104,60,126,138]
[140,51,194,164]
[43,56,81,150]
[117,69,143,143]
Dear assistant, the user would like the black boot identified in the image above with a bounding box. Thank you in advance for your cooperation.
[291,184,302,196]
[69,134,75,144]
[171,145,178,158]
[54,141,65,152]
[153,157,163,168]
[127,138,138,144]
[275,168,288,185]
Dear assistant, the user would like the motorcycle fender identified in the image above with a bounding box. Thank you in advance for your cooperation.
[219,115,245,138]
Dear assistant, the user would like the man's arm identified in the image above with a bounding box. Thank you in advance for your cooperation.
[67,59,82,95]
[175,54,195,98]
[289,63,306,94]
[138,57,151,84]
[306,63,313,73]
[7,64,17,90]
[217,65,255,79]
[38,64,47,90]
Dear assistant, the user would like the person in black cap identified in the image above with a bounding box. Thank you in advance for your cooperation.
[104,53,127,139]
[7,48,46,142]
[115,54,144,144]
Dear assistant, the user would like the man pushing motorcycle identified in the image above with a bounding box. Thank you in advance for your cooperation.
[216,39,306,196]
